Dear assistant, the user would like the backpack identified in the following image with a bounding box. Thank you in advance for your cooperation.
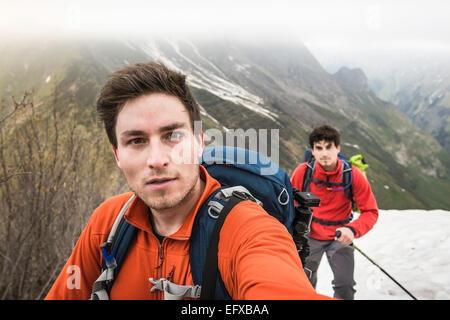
[90,146,297,300]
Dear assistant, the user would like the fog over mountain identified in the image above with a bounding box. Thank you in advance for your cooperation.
[1,35,449,210]
[1,1,449,211]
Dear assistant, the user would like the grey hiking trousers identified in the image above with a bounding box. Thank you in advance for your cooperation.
[305,237,356,300]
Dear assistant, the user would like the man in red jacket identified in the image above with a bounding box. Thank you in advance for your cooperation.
[291,125,378,300]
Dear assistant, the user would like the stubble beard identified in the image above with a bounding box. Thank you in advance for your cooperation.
[134,171,201,211]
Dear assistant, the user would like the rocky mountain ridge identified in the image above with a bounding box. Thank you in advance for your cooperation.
[1,37,449,209]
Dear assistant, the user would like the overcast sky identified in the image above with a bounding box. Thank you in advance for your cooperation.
[1,0,449,68]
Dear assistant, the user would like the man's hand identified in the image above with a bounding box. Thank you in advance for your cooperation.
[335,227,354,246]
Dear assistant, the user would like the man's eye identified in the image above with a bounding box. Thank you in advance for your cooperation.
[128,138,145,145]
[168,131,184,141]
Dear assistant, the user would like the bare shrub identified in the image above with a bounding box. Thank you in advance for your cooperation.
[0,88,125,299]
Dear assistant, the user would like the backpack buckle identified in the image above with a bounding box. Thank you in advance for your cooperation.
[101,242,117,270]
[231,190,249,201]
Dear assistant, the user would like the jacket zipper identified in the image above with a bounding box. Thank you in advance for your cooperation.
[156,242,164,270]
[153,235,188,299]
[154,237,165,300]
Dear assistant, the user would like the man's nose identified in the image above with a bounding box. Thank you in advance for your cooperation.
[146,139,170,168]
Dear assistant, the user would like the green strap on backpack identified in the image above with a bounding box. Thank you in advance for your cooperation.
[347,154,369,213]
[348,154,369,178]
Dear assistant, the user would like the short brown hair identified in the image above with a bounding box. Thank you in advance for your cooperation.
[309,124,341,148]
[96,61,201,148]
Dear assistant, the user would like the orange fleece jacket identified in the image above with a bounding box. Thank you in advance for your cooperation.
[45,166,331,300]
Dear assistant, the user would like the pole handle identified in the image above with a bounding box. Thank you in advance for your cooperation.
[335,230,352,245]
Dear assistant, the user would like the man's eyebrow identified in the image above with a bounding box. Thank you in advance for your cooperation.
[120,130,146,137]
[119,123,188,138]
[159,122,188,133]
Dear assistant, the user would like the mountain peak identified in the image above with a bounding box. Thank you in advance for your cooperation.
[334,66,369,93]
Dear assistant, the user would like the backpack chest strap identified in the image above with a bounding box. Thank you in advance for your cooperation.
[149,278,202,300]
[311,177,347,188]
[312,213,353,226]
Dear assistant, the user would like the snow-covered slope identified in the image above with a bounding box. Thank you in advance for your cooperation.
[316,209,450,300]
[138,39,279,121]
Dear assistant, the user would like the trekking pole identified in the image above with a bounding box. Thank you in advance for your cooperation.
[335,231,418,300]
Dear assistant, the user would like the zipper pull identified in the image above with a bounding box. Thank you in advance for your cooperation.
[155,245,164,269]
[167,265,175,282]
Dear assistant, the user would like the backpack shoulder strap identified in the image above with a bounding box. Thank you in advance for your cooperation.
[199,190,249,299]
[341,160,354,204]
[301,158,316,192]
[91,194,137,300]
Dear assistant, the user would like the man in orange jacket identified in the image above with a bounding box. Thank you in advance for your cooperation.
[45,62,331,300]
[291,125,378,300]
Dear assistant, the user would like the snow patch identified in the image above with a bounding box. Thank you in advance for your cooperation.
[428,89,443,105]
[235,63,251,76]
[199,104,220,125]
[343,142,360,150]
[316,209,450,300]
[394,144,408,166]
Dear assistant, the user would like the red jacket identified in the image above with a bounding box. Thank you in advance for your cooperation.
[45,165,331,300]
[291,158,378,240]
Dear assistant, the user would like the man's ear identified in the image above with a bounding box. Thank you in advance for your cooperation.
[112,145,121,169]
[336,144,341,153]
